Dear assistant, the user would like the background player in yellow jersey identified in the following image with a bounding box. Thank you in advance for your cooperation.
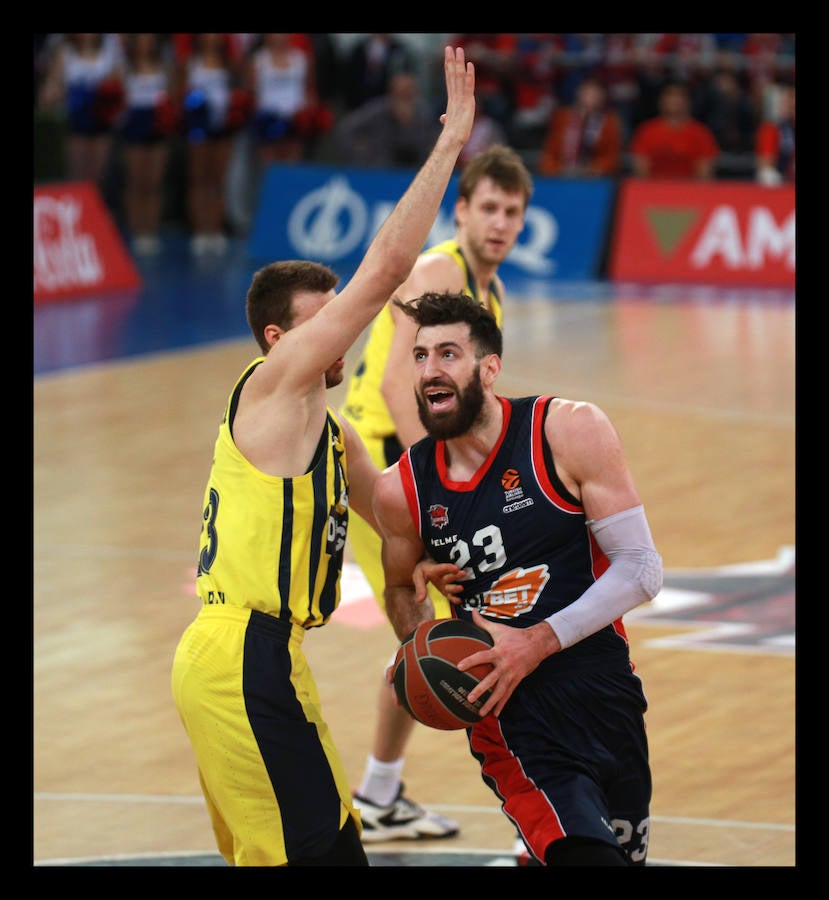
[170,47,476,867]
[340,144,534,841]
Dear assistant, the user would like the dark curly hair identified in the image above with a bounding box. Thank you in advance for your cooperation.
[392,290,503,359]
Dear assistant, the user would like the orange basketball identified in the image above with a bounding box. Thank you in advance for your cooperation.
[392,618,494,730]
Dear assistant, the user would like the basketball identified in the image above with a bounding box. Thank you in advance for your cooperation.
[392,618,494,730]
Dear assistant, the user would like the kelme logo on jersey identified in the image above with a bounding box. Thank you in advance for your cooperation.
[481,564,550,618]
[428,504,449,530]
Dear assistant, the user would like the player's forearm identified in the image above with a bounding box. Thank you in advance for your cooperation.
[385,585,433,642]
[356,47,473,292]
[362,133,466,289]
[545,505,662,648]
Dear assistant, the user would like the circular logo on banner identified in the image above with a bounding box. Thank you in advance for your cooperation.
[288,176,369,260]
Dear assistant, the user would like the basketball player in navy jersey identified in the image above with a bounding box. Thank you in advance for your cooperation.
[341,144,533,843]
[372,291,663,866]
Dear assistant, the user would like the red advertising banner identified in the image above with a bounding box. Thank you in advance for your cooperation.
[609,179,795,287]
[33,182,142,303]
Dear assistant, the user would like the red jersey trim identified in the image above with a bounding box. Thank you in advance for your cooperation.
[530,396,583,513]
[470,715,566,855]
[436,396,513,491]
[398,451,422,533]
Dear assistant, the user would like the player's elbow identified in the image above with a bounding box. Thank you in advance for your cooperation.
[640,549,663,601]
[361,252,412,302]
[385,252,419,290]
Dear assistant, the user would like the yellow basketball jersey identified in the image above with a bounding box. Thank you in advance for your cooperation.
[341,239,503,439]
[196,358,349,628]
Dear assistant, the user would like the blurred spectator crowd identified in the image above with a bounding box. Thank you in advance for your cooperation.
[34,33,795,256]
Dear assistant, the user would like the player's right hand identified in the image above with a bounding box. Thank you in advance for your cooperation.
[439,46,476,147]
[414,559,465,604]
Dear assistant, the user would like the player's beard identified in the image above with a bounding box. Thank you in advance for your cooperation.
[416,364,485,440]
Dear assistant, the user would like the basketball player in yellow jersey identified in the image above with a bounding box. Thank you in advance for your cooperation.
[170,47,476,867]
[340,144,534,841]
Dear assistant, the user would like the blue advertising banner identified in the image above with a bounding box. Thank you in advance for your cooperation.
[248,164,615,281]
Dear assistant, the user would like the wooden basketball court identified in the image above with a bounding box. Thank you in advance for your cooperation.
[33,257,795,867]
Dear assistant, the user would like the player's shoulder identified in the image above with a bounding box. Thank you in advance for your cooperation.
[401,248,465,297]
[423,238,459,257]
[549,393,607,410]
[417,243,463,273]
[545,397,619,454]
[374,458,407,507]
[546,396,612,431]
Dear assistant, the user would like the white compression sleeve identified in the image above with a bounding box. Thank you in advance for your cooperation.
[545,504,663,650]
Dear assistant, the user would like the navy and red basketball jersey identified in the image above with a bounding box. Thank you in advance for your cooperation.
[400,395,632,670]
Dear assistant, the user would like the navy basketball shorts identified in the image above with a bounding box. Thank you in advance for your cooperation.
[468,662,651,865]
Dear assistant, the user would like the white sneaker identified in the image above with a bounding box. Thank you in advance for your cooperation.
[353,784,460,843]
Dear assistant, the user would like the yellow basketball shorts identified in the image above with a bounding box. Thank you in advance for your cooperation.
[171,605,360,866]
[347,431,450,620]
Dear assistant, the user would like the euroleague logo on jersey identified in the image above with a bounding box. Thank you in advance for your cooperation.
[501,467,534,513]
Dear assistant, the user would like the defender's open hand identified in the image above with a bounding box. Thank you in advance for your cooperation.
[439,46,476,146]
